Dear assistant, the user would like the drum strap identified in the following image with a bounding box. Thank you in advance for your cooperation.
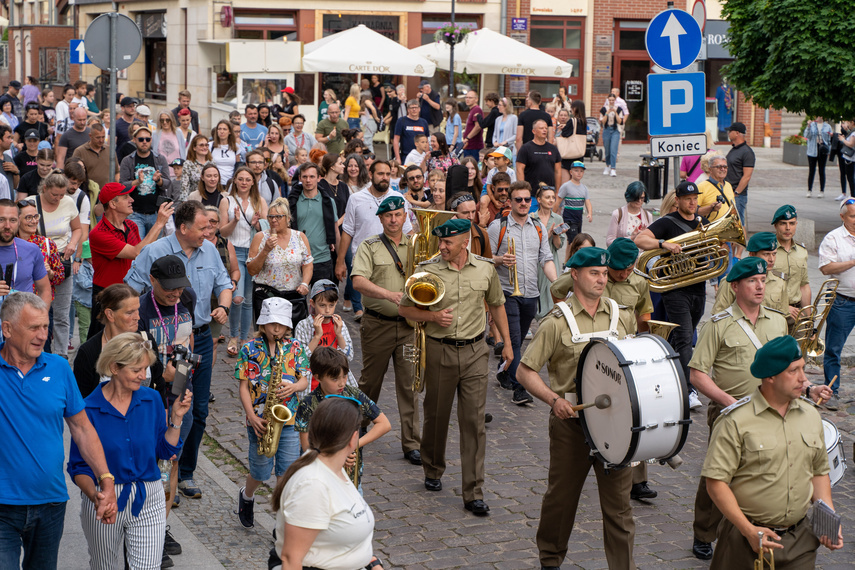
[556,297,620,343]
[724,307,763,350]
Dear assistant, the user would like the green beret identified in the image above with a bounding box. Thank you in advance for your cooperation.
[771,204,797,224]
[568,246,610,269]
[375,195,405,215]
[746,231,778,253]
[432,218,471,238]
[750,335,802,379]
[726,257,767,282]
[606,238,639,270]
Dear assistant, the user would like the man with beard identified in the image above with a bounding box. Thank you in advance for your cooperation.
[0,199,51,304]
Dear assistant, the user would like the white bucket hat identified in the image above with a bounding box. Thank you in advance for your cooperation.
[257,297,293,328]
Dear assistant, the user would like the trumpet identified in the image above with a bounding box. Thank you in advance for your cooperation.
[509,237,522,297]
[754,531,775,569]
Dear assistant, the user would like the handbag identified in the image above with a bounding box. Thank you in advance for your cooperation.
[556,118,587,159]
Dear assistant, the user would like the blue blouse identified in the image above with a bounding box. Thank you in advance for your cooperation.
[67,384,181,516]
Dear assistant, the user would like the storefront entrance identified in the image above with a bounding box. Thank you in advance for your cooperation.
[614,57,651,142]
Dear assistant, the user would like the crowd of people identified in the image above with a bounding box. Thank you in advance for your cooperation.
[0,75,848,570]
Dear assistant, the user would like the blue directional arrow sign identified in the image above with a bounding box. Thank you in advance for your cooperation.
[645,10,702,71]
[647,72,706,136]
[69,39,92,64]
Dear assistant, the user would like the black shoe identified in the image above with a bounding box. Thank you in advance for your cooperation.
[464,499,490,516]
[424,478,442,491]
[208,393,216,403]
[404,450,422,465]
[161,550,174,569]
[236,487,255,528]
[512,387,533,405]
[496,370,514,390]
[484,413,493,424]
[164,525,181,555]
[630,482,658,500]
[493,342,504,356]
[541,567,560,570]
[692,538,713,560]
[486,336,496,346]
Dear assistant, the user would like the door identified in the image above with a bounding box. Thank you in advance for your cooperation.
[615,58,651,143]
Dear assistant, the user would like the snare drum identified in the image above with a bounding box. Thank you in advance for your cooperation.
[577,334,691,468]
[822,419,847,487]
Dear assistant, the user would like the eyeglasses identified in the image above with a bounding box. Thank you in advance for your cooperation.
[22,214,40,222]
[407,174,423,181]
[712,165,728,169]
[268,214,286,221]
[131,339,153,350]
[136,137,151,142]
[325,394,361,406]
[512,196,532,203]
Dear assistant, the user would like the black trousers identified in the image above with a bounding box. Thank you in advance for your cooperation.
[661,287,706,392]
[807,152,828,192]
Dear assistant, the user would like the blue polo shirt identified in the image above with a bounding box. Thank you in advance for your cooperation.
[0,346,84,504]
[124,234,231,326]
[0,238,47,293]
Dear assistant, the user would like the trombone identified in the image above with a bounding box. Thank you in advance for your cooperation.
[509,237,522,297]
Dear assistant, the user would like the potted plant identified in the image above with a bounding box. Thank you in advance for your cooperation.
[782,134,809,166]
[434,24,471,46]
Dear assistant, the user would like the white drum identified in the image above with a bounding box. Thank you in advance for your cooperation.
[822,419,847,487]
[577,334,691,468]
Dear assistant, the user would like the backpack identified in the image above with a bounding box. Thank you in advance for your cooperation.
[496,215,543,251]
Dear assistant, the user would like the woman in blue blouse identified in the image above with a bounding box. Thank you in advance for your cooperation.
[804,116,833,198]
[68,332,192,570]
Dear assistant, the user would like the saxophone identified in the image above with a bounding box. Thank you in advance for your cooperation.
[258,338,294,458]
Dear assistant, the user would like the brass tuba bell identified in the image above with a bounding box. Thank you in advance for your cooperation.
[403,272,446,392]
[646,320,680,340]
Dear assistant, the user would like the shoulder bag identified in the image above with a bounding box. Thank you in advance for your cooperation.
[556,118,587,160]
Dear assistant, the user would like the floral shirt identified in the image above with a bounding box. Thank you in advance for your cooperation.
[179,160,205,203]
[248,230,313,291]
[427,154,459,177]
[26,233,63,299]
[235,336,310,424]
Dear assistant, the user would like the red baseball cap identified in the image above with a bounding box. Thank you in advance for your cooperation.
[99,182,134,204]
[281,86,295,94]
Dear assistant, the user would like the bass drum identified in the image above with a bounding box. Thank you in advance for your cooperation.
[577,334,691,468]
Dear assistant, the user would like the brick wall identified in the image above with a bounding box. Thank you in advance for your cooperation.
[8,25,79,87]
[735,91,781,147]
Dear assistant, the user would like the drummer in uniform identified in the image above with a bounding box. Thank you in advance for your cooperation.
[702,335,844,568]
[351,195,421,465]
[771,205,811,325]
[712,232,789,314]
[516,247,637,570]
[398,218,513,517]
[687,257,789,560]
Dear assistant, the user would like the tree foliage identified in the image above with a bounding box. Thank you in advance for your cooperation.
[721,0,855,119]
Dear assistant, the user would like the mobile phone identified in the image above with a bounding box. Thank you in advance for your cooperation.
[431,150,442,158]
[554,223,570,235]
[171,361,193,398]
[156,195,173,208]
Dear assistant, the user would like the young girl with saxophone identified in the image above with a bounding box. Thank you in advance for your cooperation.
[235,297,309,528]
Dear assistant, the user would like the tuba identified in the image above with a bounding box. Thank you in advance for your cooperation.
[635,207,746,293]
[258,339,294,458]
[791,278,838,362]
[402,209,454,392]
[646,320,679,340]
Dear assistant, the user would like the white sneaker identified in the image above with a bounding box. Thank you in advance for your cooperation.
[689,391,703,410]
[835,194,847,201]
[610,169,617,177]
[818,192,824,198]
[806,191,812,198]
[603,167,610,175]
[525,330,533,340]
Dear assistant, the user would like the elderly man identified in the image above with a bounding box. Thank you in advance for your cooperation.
[393,99,429,164]
[696,153,735,222]
[125,201,232,500]
[72,122,109,188]
[314,103,349,157]
[516,119,561,190]
[818,198,855,411]
[0,292,117,569]
[55,107,90,167]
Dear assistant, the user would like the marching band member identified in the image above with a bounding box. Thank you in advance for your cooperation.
[712,232,788,314]
[771,205,811,322]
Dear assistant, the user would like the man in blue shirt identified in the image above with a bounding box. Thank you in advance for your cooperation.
[393,100,429,164]
[125,200,232,498]
[0,292,117,569]
[239,104,268,150]
[0,199,51,304]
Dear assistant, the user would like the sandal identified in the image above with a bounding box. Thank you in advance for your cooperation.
[342,302,353,312]
[227,337,239,357]
[218,335,225,344]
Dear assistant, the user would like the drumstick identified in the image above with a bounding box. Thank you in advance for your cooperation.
[817,376,836,406]
[571,394,612,412]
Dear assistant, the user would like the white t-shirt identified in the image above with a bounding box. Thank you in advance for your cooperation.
[404,149,426,166]
[210,144,238,184]
[27,194,78,252]
[55,100,71,133]
[341,188,413,255]
[68,188,91,229]
[276,459,374,570]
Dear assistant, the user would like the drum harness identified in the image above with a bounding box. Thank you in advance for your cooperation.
[555,297,621,343]
[722,306,763,350]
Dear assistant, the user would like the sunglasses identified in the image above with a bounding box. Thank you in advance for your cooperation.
[512,196,532,203]
[843,198,855,207]
[16,200,32,209]
[137,137,151,142]
[407,174,424,181]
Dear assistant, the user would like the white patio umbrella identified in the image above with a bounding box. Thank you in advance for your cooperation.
[302,24,436,77]
[412,28,573,78]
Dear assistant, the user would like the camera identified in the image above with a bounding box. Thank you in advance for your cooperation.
[170,344,202,397]
[715,195,726,204]
[156,195,174,208]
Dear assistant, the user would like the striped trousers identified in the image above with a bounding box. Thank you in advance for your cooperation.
[79,480,165,570]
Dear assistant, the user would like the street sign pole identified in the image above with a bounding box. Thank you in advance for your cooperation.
[108,13,117,181]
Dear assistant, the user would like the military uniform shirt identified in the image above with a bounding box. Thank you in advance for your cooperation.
[773,242,809,305]
[688,304,788,399]
[711,271,788,314]
[549,272,653,334]
[520,294,633,397]
[399,254,504,339]
[701,387,829,527]
[351,233,409,317]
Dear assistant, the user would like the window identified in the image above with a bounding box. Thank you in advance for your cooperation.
[529,17,585,101]
[531,19,582,50]
[323,14,399,41]
[234,10,297,41]
[618,21,648,51]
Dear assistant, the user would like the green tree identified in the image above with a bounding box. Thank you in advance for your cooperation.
[721,0,855,119]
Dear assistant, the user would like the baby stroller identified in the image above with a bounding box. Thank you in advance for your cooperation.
[585,117,604,162]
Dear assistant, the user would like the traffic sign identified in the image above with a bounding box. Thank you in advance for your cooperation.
[647,72,706,136]
[84,13,142,71]
[69,40,91,64]
[650,134,708,158]
[645,9,703,71]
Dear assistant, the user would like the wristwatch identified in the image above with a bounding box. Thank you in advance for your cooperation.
[658,239,664,248]
[169,418,182,430]
[218,304,230,316]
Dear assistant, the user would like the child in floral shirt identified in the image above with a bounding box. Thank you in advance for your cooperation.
[235,297,309,528]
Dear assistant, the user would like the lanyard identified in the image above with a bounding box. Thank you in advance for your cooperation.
[150,290,179,348]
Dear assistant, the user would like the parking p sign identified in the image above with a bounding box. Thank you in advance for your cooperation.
[647,72,706,136]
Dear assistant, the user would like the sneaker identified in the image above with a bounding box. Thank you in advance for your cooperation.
[835,194,847,201]
[603,167,610,175]
[631,481,658,500]
[171,493,180,509]
[178,479,201,499]
[236,487,255,528]
[689,391,703,410]
[496,370,514,390]
[161,550,174,569]
[493,342,504,356]
[610,169,617,177]
[806,191,812,198]
[525,330,533,340]
[164,526,182,555]
[512,387,534,405]
[825,393,840,411]
[818,192,825,199]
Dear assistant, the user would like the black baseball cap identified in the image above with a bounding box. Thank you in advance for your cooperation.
[675,181,700,197]
[150,255,191,289]
[727,122,747,134]
[8,80,21,89]
[120,96,137,107]
[24,129,39,140]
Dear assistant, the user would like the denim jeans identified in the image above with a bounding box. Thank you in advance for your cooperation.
[462,149,480,161]
[823,295,855,394]
[602,127,620,169]
[807,153,828,193]
[229,246,253,341]
[661,288,706,392]
[127,212,158,240]
[0,501,67,569]
[733,192,747,226]
[347,117,361,129]
[344,248,363,312]
[504,295,539,391]
[51,275,73,358]
[246,424,300,480]
[179,327,214,481]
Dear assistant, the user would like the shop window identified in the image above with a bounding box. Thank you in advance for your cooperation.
[234,10,296,40]
[137,12,167,101]
[323,14,399,41]
[529,17,584,102]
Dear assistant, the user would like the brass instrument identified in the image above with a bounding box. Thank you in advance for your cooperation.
[635,208,746,293]
[508,237,522,297]
[403,209,455,392]
[258,339,294,458]
[646,320,679,340]
[403,272,446,392]
[346,444,360,488]
[754,532,775,570]
[791,279,838,362]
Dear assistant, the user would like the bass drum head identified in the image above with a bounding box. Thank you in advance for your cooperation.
[576,338,638,466]
[822,419,841,452]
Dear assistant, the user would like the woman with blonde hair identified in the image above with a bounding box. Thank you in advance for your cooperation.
[265,122,288,164]
[344,84,362,130]
[319,88,338,123]
[180,134,213,202]
[152,111,184,176]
